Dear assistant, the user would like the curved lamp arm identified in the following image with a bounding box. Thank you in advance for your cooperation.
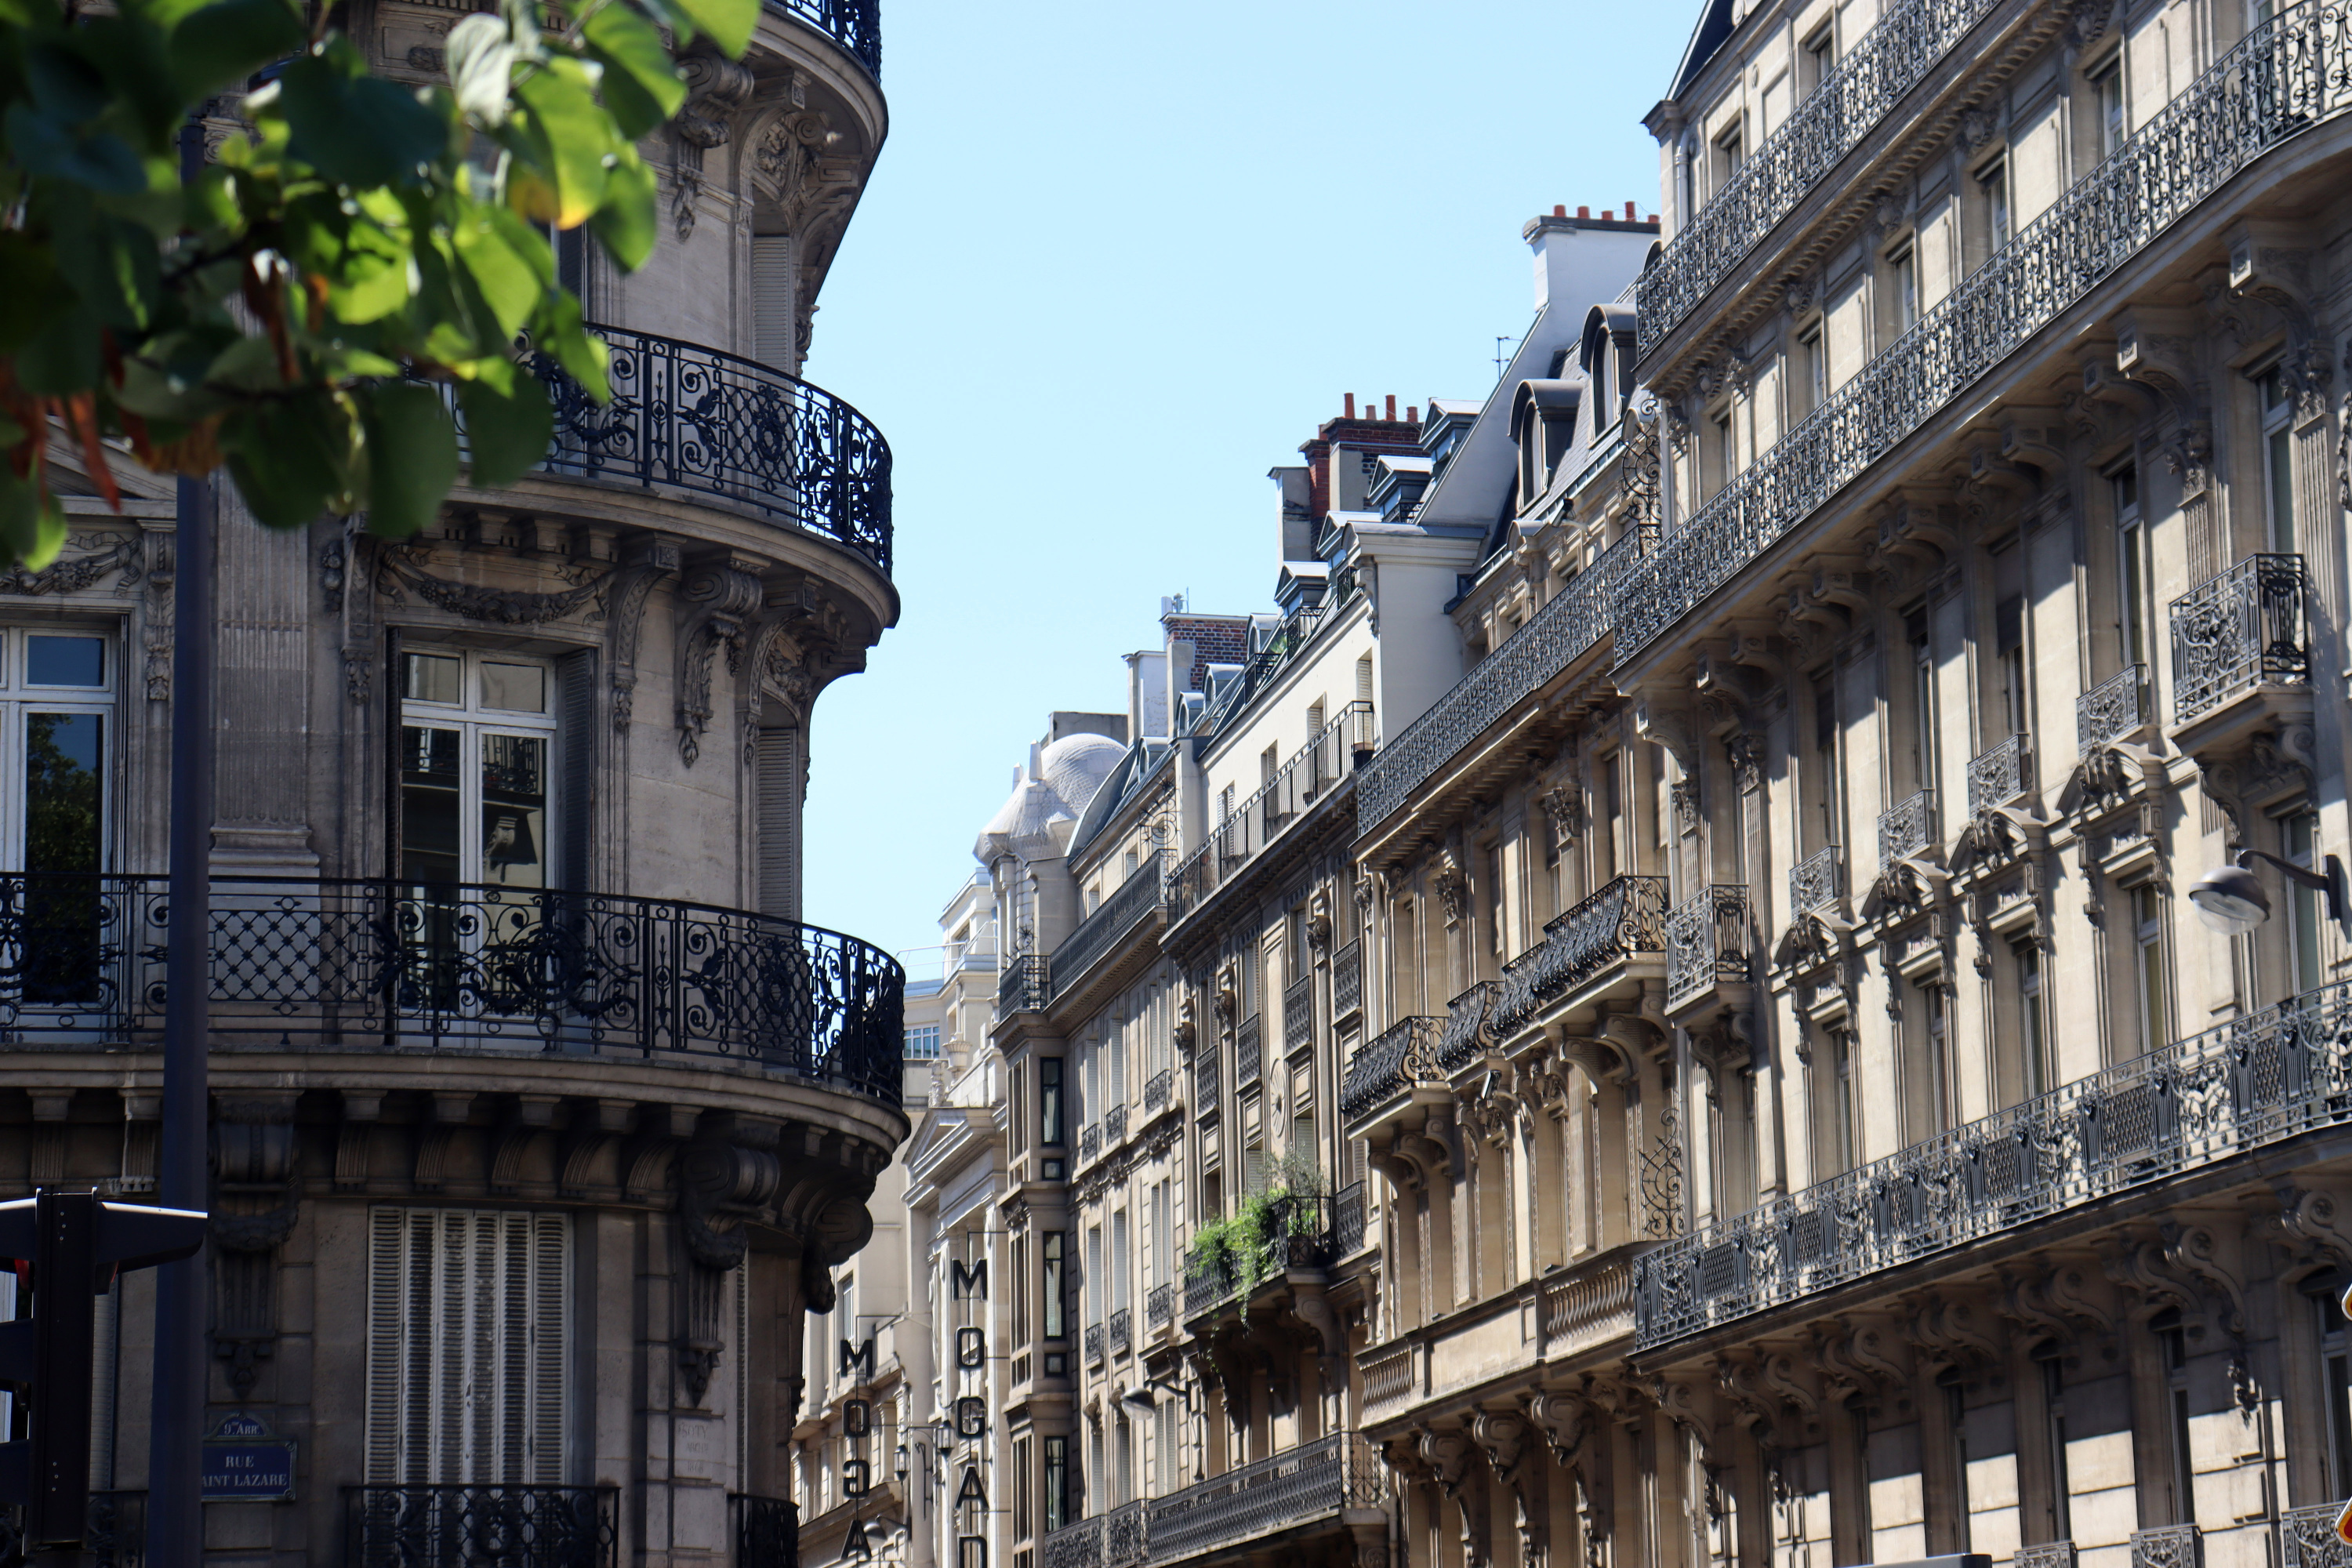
[2234,848,2348,928]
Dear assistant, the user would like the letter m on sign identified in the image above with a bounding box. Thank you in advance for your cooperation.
[952,1258,988,1300]
[840,1337,876,1381]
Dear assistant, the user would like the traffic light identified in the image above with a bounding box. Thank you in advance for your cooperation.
[0,1191,205,1550]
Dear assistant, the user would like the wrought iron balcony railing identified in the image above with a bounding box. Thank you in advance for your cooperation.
[2078,664,2151,750]
[1192,1048,1220,1114]
[2131,1525,2201,1568]
[1492,876,1668,1036]
[1105,1104,1127,1145]
[0,875,903,1106]
[1184,1258,1234,1316]
[1357,532,1634,836]
[1331,938,1363,1022]
[1333,1179,1367,1258]
[735,1494,800,1568]
[1042,1501,1146,1568]
[1168,705,1372,921]
[996,954,1048,1018]
[0,1490,144,1568]
[1616,3,2352,666]
[1283,972,1313,1054]
[2170,553,2310,724]
[1083,1322,1105,1365]
[1108,1306,1131,1356]
[1436,981,1498,1073]
[1051,851,1165,1003]
[496,325,891,575]
[1635,975,2352,1351]
[1878,790,1936,866]
[1146,1280,1174,1327]
[1636,0,2000,356]
[1965,734,2031,815]
[347,1485,619,1568]
[1143,1432,1385,1566]
[1078,1123,1102,1164]
[2282,1504,2350,1568]
[1143,1068,1171,1113]
[1341,1016,1441,1123]
[1236,1014,1262,1091]
[1665,885,1748,1012]
[2014,1544,2077,1568]
[769,0,880,77]
[1788,846,1842,916]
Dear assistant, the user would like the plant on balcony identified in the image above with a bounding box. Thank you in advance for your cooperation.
[1185,1149,1326,1310]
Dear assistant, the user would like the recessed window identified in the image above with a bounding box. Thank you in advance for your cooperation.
[2092,57,2126,158]
[2257,363,2297,552]
[1798,322,1828,413]
[2113,464,2150,670]
[1978,157,2011,252]
[2132,883,2168,1057]
[399,650,557,889]
[2284,808,2324,996]
[1802,23,1835,93]
[2013,938,2049,1101]
[1888,244,1919,334]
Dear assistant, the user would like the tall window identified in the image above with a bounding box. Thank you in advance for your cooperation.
[1043,1436,1069,1534]
[1041,1231,1067,1340]
[2155,1312,2194,1522]
[1824,1028,1857,1172]
[363,1207,569,1483]
[2284,810,2325,996]
[1798,321,1828,414]
[905,1025,942,1061]
[1921,981,1953,1134]
[1484,844,1505,965]
[1979,158,2010,252]
[1997,595,2028,737]
[1888,244,1918,336]
[2258,364,2297,552]
[2,630,111,872]
[2092,56,2126,159]
[1908,609,1938,797]
[2114,465,2150,670]
[401,651,557,888]
[1711,407,1734,495]
[2014,938,2050,1101]
[2038,1345,2073,1539]
[2309,1278,2352,1499]
[1713,125,1744,194]
[1802,23,1835,93]
[1040,1058,1065,1146]
[1813,679,1841,851]
[2132,884,2168,1056]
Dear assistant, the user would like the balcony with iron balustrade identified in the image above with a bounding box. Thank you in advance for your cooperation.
[2168,553,2311,756]
[1878,790,1937,869]
[1282,972,1314,1057]
[1664,885,1749,1021]
[1040,1435,1385,1568]
[1489,875,1669,1041]
[2078,664,2154,752]
[1788,846,1843,919]
[1330,938,1363,1025]
[1235,1014,1263,1092]
[1615,9,2352,676]
[1965,734,2032,818]
[1633,974,2352,1356]
[1339,1016,1442,1134]
[1143,1068,1173,1116]
[347,1484,620,1568]
[1167,704,1373,927]
[767,0,882,78]
[1047,850,1167,1012]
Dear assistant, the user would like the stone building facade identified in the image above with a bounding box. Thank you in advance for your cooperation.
[0,5,907,1567]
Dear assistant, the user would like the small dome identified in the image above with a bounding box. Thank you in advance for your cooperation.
[1039,732,1127,809]
[974,731,1128,866]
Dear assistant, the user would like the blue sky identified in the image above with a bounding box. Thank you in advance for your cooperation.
[800,0,1675,964]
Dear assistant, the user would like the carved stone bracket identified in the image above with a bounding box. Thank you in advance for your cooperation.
[676,1136,783,1405]
[673,554,766,766]
[605,538,681,733]
[212,1098,300,1396]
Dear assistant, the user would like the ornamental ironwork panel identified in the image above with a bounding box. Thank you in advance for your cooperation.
[1358,533,1635,834]
[1333,1180,1367,1258]
[1635,974,2352,1351]
[1965,734,2031,815]
[1437,982,1499,1072]
[1617,10,2352,666]
[768,0,880,76]
[1193,1050,1221,1115]
[1142,1433,1384,1565]
[1331,939,1363,1022]
[1492,876,1669,1036]
[1145,1280,1174,1327]
[1102,1501,1146,1568]
[1236,1015,1263,1091]
[2078,664,2152,750]
[2282,1504,2350,1568]
[1789,847,1842,915]
[1107,1307,1131,1356]
[1635,0,2002,355]
[997,954,1049,1018]
[1051,851,1164,1001]
[347,1485,619,1568]
[1083,1322,1105,1365]
[1665,886,1749,1011]
[1184,1258,1236,1316]
[1878,790,1936,866]
[1340,1017,1441,1123]
[1040,1517,1100,1568]
[735,1495,800,1568]
[2015,1545,2077,1568]
[0,875,903,1106]
[504,325,891,575]
[1078,1124,1101,1164]
[1283,973,1314,1054]
[1169,704,1371,921]
[1105,1104,1127,1145]
[2132,1525,2201,1568]
[2170,553,2310,722]
[1143,1069,1171,1113]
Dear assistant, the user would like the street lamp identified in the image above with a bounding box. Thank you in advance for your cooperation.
[2188,848,2347,936]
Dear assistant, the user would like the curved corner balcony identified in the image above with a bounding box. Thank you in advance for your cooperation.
[770,0,881,78]
[1616,1,2352,667]
[472,325,893,578]
[0,874,906,1111]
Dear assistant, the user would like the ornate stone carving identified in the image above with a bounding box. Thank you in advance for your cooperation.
[673,48,753,149]
[377,546,612,625]
[605,539,681,731]
[673,556,765,766]
[0,529,140,596]
[212,1102,300,1396]
[677,1137,782,1404]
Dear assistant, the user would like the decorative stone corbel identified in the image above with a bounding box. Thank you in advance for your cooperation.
[673,45,754,149]
[673,554,767,765]
[605,537,681,732]
[2114,309,2212,492]
[2256,1183,2352,1273]
[212,1099,301,1396]
[559,1099,637,1200]
[2159,1220,2249,1338]
[676,1135,783,1404]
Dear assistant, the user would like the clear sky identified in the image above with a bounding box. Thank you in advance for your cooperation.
[799,0,1677,966]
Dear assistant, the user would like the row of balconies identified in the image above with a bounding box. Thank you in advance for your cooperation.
[1037,1432,1385,1568]
[0,874,906,1107]
[1635,972,2352,1350]
[1620,1,2350,666]
[1167,703,1374,924]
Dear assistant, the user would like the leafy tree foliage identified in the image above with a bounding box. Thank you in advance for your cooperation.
[0,0,753,564]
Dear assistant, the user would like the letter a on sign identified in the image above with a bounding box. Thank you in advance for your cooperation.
[956,1465,989,1510]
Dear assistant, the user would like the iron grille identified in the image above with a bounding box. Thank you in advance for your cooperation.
[1635,975,2352,1351]
[2130,1525,2201,1568]
[1083,1323,1105,1365]
[1107,1307,1131,1356]
[2170,553,2310,722]
[1436,981,1499,1072]
[1333,1180,1367,1258]
[768,0,880,76]
[1965,734,2031,816]
[1878,790,1936,866]
[1616,12,2352,666]
[2015,1546,2078,1568]
[997,954,1049,1018]
[1105,1104,1127,1145]
[1078,1124,1101,1163]
[1331,939,1363,1022]
[1283,972,1314,1054]
[1341,1017,1441,1123]
[1168,705,1372,921]
[346,1485,619,1568]
[0,875,903,1105]
[1143,1069,1171,1113]
[1051,851,1165,1002]
[1142,1433,1385,1564]
[2281,1504,2350,1568]
[1236,1014,1262,1091]
[1664,886,1748,1011]
[1491,876,1668,1036]
[1145,1281,1174,1327]
[1192,1050,1221,1115]
[2077,665,2151,750]
[735,1495,799,1568]
[1788,847,1842,915]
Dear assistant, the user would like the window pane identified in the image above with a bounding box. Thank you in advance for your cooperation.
[2269,425,2296,553]
[401,725,463,884]
[481,662,547,714]
[27,713,103,873]
[26,637,103,688]
[404,653,464,706]
[481,734,547,887]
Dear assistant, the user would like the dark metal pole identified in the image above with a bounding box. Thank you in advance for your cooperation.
[147,115,214,1568]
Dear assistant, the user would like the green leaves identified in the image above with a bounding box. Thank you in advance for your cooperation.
[0,0,745,564]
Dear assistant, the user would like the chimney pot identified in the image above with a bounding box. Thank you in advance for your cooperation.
[1344,393,1356,419]
[1625,201,1636,220]
[1385,394,1397,420]
[1553,204,1566,217]
[1407,405,1419,423]
[1577,205,1590,219]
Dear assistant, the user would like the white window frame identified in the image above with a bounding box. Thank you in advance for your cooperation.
[0,626,115,872]
[400,648,561,888]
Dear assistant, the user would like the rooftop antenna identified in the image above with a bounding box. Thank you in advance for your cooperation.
[1494,336,1512,380]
